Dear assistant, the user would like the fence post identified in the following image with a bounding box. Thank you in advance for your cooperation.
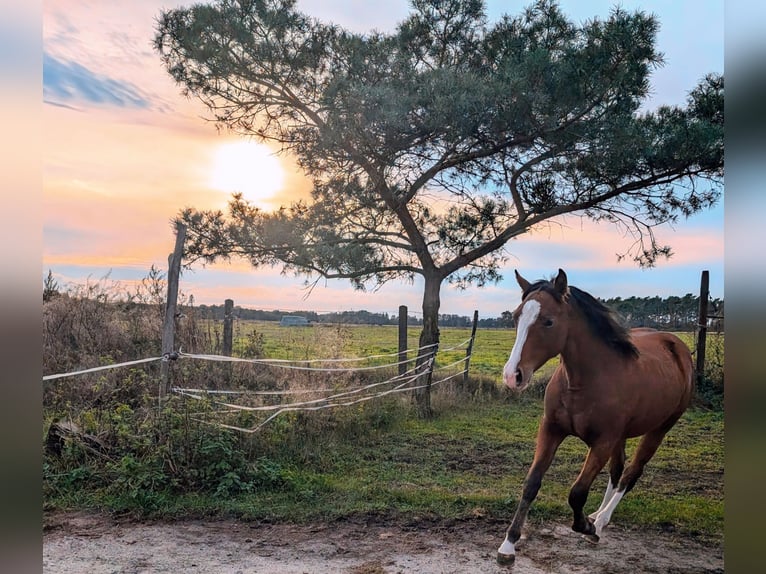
[463,310,479,384]
[398,305,408,375]
[696,270,709,389]
[160,222,187,399]
[223,299,234,356]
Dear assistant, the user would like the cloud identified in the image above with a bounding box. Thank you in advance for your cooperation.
[43,52,151,109]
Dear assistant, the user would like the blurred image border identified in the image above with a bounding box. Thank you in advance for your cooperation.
[0,1,43,573]
[724,0,766,571]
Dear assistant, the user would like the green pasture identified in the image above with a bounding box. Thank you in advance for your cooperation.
[219,319,720,385]
[227,320,532,377]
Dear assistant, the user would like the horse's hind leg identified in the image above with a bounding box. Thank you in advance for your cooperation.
[591,428,670,538]
[589,440,626,522]
[497,421,565,565]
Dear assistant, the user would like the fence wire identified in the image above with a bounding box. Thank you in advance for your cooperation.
[187,355,471,434]
[175,340,474,433]
[43,333,475,433]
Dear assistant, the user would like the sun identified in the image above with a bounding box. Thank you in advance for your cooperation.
[209,140,285,203]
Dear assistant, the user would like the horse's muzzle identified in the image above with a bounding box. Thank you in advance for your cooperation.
[504,367,527,390]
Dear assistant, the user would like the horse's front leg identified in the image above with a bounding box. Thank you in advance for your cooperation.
[568,442,613,540]
[497,421,565,565]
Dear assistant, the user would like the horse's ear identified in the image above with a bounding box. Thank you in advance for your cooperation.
[554,268,568,295]
[515,270,531,293]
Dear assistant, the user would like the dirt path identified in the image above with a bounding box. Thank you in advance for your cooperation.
[43,512,723,574]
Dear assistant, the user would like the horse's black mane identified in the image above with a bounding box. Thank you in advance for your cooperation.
[524,279,639,359]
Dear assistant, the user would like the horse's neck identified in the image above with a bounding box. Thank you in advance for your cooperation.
[560,322,616,390]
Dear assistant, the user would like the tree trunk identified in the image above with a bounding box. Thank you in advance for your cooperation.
[414,274,441,418]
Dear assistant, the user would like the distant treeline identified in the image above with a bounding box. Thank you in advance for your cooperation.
[604,294,724,331]
[195,293,723,331]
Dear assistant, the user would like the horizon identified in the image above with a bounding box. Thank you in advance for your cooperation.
[47,268,718,320]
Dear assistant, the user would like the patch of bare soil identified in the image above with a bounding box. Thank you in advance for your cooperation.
[43,512,723,574]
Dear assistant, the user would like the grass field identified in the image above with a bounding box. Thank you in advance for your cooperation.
[235,399,723,536]
[221,319,720,385]
[45,397,723,538]
[227,320,541,377]
[44,319,723,541]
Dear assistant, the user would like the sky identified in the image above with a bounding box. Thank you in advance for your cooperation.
[42,0,725,319]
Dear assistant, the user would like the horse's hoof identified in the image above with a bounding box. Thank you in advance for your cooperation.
[582,533,600,544]
[497,551,516,566]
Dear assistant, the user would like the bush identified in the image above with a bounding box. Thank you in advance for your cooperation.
[44,396,300,515]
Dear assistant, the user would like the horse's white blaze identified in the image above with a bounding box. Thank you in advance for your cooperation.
[498,536,515,557]
[503,299,540,388]
[589,480,617,520]
[592,488,625,537]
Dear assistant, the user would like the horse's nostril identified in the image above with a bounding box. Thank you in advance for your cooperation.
[515,369,523,384]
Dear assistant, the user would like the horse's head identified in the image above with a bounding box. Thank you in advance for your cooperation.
[503,268,570,390]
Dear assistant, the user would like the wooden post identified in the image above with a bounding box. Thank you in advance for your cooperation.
[463,310,479,384]
[160,222,186,399]
[223,299,234,356]
[696,270,709,389]
[398,305,408,375]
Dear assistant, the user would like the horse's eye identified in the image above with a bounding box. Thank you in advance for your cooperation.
[542,318,554,328]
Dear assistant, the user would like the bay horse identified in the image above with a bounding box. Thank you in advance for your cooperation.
[497,269,694,565]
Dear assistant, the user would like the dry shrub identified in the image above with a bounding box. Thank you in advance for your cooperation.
[43,286,137,376]
[42,271,216,413]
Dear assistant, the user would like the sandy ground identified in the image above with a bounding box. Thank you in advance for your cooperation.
[43,512,723,574]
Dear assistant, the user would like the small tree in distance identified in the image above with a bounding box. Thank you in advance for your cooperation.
[43,269,61,302]
[155,0,723,416]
